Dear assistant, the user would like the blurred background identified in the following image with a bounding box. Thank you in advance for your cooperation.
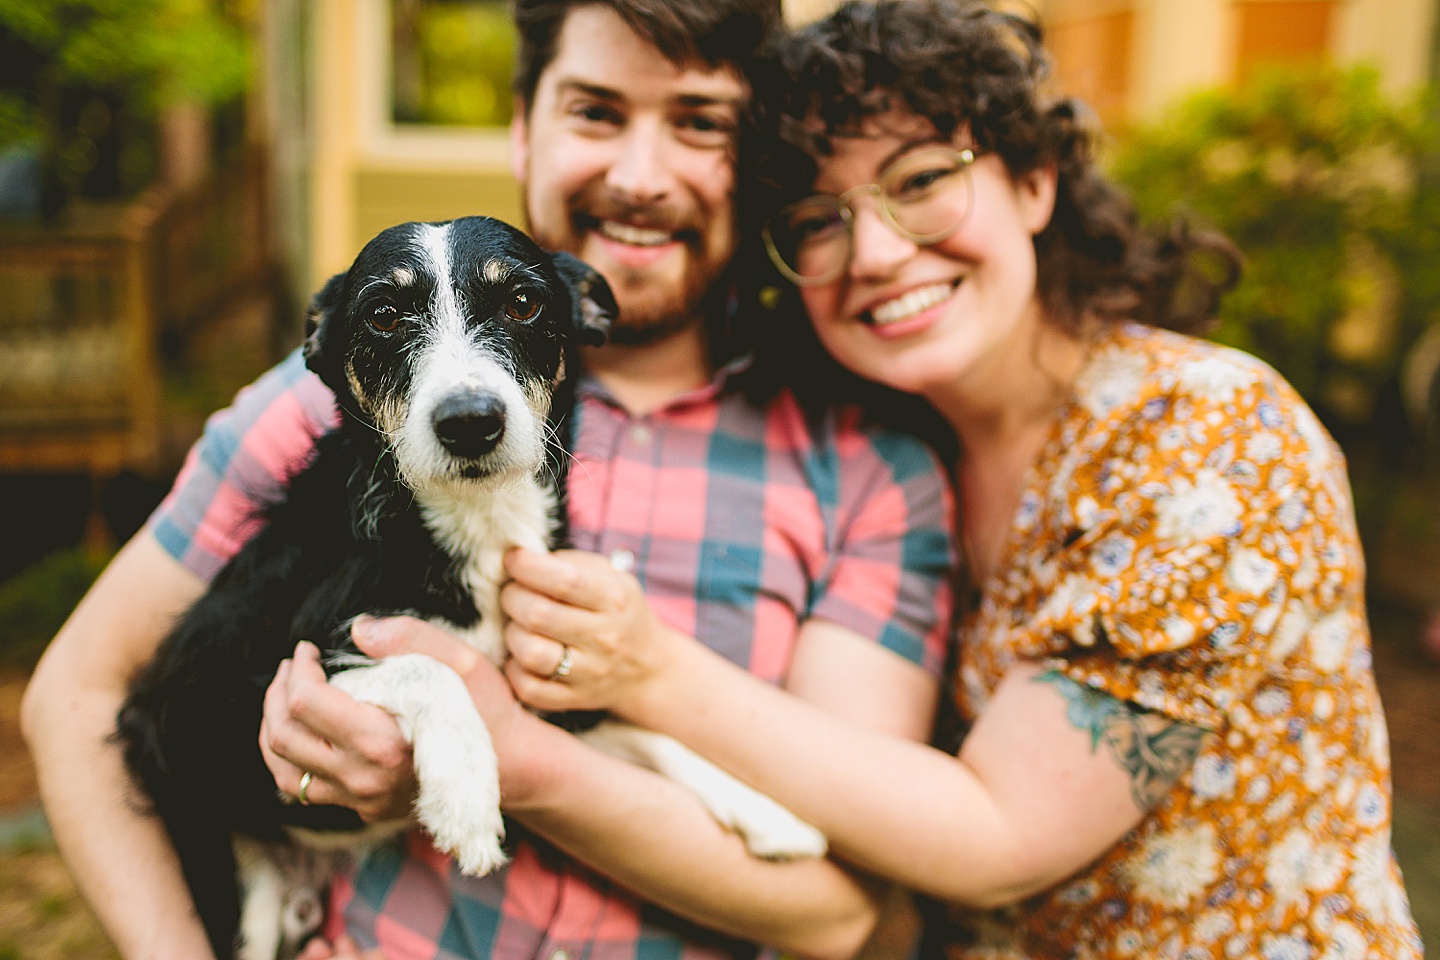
[0,0,1437,955]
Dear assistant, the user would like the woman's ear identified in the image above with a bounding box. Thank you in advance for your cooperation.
[1017,163,1059,236]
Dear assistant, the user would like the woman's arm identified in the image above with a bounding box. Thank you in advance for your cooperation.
[501,549,1209,909]
[21,534,218,960]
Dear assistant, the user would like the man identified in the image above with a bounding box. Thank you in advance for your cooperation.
[23,2,954,958]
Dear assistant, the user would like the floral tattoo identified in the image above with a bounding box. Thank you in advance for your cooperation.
[1034,670,1208,810]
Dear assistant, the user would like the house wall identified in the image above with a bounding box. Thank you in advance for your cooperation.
[1037,0,1436,128]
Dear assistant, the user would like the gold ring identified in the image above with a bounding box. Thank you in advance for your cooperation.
[550,644,573,681]
[297,770,313,806]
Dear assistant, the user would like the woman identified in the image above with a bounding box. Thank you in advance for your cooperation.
[492,1,1423,956]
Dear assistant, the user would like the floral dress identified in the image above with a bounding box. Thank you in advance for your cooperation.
[944,325,1422,960]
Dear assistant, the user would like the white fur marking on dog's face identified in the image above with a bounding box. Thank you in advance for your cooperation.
[391,223,548,491]
[391,266,416,287]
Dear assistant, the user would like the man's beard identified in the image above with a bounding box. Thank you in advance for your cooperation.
[528,185,731,346]
[599,257,718,345]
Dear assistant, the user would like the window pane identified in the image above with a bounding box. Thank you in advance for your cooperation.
[392,0,515,127]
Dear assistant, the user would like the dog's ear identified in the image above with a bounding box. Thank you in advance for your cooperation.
[302,272,347,376]
[548,251,615,347]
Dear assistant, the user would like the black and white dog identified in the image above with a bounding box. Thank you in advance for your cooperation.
[115,217,823,960]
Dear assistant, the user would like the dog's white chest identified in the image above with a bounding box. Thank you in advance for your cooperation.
[417,476,554,664]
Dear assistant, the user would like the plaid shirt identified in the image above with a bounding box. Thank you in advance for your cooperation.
[150,348,955,960]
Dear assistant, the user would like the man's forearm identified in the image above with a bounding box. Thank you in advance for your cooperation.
[25,676,215,960]
[22,534,216,960]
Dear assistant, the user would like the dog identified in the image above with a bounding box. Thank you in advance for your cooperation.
[115,216,825,960]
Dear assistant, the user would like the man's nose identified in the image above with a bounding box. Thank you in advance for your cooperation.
[605,120,673,204]
[847,201,918,280]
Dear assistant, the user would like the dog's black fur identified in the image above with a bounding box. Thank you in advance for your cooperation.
[114,217,614,960]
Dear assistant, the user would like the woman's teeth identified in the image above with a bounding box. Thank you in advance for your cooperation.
[869,283,954,326]
[600,221,672,246]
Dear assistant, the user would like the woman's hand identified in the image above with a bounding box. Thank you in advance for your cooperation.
[260,639,418,822]
[500,548,679,717]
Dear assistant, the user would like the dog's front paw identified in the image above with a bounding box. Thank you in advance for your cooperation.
[414,781,508,876]
[333,655,510,877]
[710,786,829,861]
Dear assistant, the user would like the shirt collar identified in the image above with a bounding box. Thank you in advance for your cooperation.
[576,351,756,414]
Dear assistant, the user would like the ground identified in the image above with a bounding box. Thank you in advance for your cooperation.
[1,627,1438,958]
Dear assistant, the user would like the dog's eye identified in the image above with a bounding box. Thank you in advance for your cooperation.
[505,291,541,322]
[369,303,402,332]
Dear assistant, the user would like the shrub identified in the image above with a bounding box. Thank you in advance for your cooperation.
[0,547,110,669]
[1108,66,1440,436]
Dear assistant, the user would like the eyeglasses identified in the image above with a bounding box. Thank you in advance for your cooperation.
[763,146,978,287]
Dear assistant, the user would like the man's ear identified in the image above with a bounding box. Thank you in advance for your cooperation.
[302,272,347,377]
[509,105,529,184]
[549,251,615,347]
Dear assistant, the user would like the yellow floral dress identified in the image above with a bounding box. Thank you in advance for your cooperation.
[946,325,1422,960]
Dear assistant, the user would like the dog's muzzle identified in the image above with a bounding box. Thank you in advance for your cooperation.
[433,391,507,460]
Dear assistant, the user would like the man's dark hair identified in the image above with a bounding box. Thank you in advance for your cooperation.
[511,0,783,108]
[745,0,1242,339]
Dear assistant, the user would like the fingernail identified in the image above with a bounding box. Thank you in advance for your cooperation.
[351,615,398,650]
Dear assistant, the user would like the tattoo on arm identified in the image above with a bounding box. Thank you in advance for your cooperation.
[1033,670,1208,811]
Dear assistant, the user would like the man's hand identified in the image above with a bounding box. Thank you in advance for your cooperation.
[260,638,417,821]
[296,932,386,960]
[500,548,679,716]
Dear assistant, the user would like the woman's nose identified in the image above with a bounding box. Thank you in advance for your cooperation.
[846,201,919,281]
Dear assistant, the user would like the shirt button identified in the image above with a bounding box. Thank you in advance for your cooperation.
[609,547,636,572]
[552,951,570,960]
[630,424,651,444]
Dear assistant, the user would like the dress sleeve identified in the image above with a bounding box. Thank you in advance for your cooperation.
[1014,365,1361,730]
[808,407,958,677]
[147,349,338,582]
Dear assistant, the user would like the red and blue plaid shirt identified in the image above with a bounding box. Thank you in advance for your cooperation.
[150,348,955,960]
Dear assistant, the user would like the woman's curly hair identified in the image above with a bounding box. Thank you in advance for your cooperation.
[740,0,1241,341]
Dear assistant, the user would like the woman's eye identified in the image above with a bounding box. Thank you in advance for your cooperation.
[893,166,956,200]
[506,291,541,322]
[369,303,402,332]
[788,209,845,243]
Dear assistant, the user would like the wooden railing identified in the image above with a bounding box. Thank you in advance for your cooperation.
[0,148,280,480]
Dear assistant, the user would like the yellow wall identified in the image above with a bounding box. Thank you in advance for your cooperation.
[306,0,522,289]
[353,169,523,245]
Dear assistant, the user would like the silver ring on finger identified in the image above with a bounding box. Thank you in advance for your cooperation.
[550,643,573,682]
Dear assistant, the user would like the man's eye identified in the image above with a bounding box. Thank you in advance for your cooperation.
[369,303,402,332]
[505,291,541,322]
[677,113,735,147]
[570,102,621,126]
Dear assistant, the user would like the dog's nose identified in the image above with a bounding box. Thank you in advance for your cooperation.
[433,392,507,459]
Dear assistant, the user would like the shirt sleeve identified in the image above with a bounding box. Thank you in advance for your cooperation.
[148,349,339,582]
[808,406,958,677]
[1014,362,1362,730]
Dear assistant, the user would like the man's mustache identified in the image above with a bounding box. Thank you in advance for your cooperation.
[571,190,700,238]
